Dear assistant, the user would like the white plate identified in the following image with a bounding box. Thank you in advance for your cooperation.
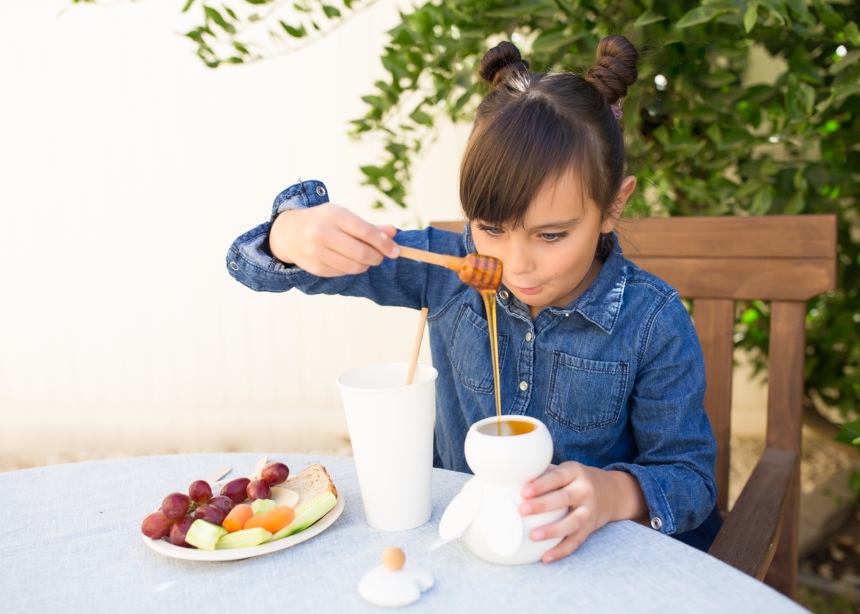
[142,493,345,561]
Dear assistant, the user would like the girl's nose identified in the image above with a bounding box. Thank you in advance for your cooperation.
[502,243,534,277]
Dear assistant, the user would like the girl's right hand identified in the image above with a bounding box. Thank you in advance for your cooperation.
[269,203,400,277]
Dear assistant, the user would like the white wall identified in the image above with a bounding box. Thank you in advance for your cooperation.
[0,0,469,458]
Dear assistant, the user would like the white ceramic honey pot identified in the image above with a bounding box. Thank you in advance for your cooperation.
[439,415,567,564]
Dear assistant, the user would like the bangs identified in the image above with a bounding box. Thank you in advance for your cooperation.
[460,81,603,227]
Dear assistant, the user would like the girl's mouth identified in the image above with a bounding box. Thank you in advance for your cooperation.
[514,285,542,296]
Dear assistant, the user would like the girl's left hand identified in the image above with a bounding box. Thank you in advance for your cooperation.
[519,462,646,563]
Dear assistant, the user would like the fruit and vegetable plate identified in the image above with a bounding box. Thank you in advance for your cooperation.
[141,457,344,561]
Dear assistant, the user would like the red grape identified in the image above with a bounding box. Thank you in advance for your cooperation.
[161,492,191,520]
[208,495,234,515]
[141,511,174,539]
[194,504,226,526]
[261,462,289,486]
[169,516,196,547]
[246,479,271,501]
[188,480,212,505]
[220,477,251,504]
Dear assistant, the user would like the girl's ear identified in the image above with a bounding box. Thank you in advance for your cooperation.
[601,175,637,234]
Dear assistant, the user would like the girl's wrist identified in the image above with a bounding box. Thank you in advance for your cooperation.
[598,469,647,525]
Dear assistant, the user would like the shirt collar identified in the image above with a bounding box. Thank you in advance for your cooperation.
[464,226,626,334]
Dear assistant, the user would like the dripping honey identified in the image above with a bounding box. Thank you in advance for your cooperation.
[480,289,503,435]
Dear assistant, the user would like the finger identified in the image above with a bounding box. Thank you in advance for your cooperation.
[376,224,398,239]
[519,488,574,516]
[335,211,400,258]
[542,530,590,563]
[529,506,590,542]
[522,462,581,499]
[324,230,388,268]
[306,247,371,277]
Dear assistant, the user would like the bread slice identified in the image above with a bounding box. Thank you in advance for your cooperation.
[284,464,338,507]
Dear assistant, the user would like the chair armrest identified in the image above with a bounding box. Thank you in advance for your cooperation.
[708,447,798,580]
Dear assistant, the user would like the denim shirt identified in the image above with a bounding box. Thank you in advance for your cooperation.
[227,180,718,536]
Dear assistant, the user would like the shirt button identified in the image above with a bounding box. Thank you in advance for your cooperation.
[525,332,532,342]
[229,262,239,271]
[499,290,510,300]
[316,185,326,197]
[519,381,528,391]
[650,517,662,530]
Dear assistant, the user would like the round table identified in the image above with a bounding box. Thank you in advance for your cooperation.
[0,453,808,613]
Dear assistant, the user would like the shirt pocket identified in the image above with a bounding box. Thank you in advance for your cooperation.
[448,304,509,395]
[547,352,629,432]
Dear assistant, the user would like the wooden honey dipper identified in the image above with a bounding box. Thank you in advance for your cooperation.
[397,245,502,291]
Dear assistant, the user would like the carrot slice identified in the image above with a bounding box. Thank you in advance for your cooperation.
[244,506,295,533]
[223,504,253,533]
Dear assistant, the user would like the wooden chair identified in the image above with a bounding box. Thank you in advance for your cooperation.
[430,215,838,599]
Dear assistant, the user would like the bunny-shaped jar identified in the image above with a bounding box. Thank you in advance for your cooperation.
[439,415,567,564]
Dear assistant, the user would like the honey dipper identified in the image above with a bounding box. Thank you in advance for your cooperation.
[397,246,502,291]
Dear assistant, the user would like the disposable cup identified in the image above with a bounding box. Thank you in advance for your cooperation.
[337,362,438,531]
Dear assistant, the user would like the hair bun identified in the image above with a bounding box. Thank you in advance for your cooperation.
[586,35,639,104]
[479,41,530,89]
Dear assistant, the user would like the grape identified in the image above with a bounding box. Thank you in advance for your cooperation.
[220,477,251,504]
[194,504,226,526]
[247,479,271,501]
[169,516,196,548]
[161,492,191,520]
[261,462,289,486]
[208,495,234,515]
[141,511,174,539]
[188,480,212,505]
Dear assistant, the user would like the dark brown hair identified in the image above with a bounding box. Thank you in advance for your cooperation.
[460,36,639,228]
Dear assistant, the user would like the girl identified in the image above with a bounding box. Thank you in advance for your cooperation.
[227,35,720,561]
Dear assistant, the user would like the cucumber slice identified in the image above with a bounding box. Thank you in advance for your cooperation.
[185,519,228,550]
[251,498,276,516]
[216,527,272,549]
[268,491,337,542]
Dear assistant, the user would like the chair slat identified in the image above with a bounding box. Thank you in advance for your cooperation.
[762,301,807,596]
[693,299,735,512]
[625,257,834,301]
[617,215,836,259]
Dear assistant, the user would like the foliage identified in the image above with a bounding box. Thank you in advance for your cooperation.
[78,0,859,428]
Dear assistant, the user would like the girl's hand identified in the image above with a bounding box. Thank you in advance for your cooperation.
[519,462,647,563]
[269,203,399,277]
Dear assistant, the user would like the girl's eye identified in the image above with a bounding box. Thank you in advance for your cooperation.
[539,232,568,243]
[476,223,504,236]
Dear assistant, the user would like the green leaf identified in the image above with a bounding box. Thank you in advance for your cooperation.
[280,21,307,37]
[182,0,195,12]
[750,186,774,214]
[361,95,389,111]
[634,9,667,27]
[785,189,806,214]
[844,22,860,46]
[677,5,738,28]
[409,109,433,126]
[833,81,860,102]
[744,2,758,33]
[829,49,860,75]
[203,6,235,34]
[322,5,341,18]
[532,29,582,53]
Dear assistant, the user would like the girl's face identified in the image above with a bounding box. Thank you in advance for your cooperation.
[470,171,635,319]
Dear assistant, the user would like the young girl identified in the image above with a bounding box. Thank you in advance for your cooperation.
[227,35,720,561]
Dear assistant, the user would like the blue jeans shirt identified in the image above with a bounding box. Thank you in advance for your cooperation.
[226,180,718,537]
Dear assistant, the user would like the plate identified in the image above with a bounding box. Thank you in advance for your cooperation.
[142,493,345,561]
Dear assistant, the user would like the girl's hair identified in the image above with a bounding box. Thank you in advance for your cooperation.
[460,35,639,228]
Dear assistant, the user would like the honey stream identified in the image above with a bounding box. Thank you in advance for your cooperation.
[480,290,503,436]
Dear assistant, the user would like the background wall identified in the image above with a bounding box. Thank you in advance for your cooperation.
[0,0,470,458]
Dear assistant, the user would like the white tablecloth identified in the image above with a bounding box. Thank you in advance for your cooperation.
[0,453,808,613]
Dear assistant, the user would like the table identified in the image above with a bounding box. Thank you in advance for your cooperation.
[0,453,808,613]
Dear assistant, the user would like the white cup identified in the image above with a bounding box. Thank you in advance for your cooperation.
[337,362,438,531]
